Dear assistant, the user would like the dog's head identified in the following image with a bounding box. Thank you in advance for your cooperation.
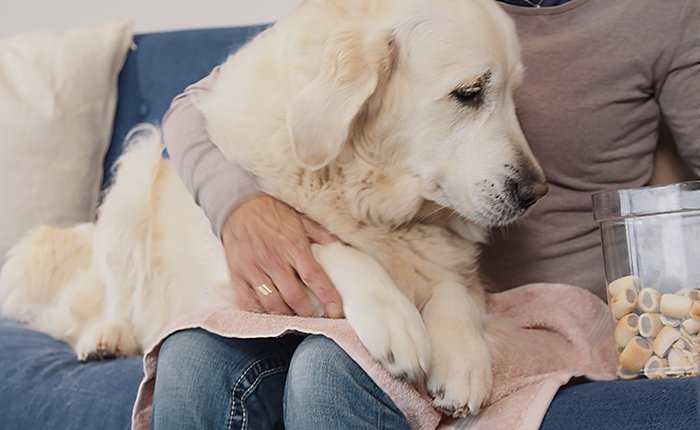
[287,0,547,226]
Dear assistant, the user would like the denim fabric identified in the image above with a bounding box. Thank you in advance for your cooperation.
[3,316,699,429]
[284,335,411,429]
[152,329,302,429]
[151,330,410,429]
[153,328,700,429]
[0,318,143,430]
[542,376,700,430]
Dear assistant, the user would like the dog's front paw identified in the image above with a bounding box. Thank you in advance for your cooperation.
[75,319,140,361]
[427,337,492,417]
[346,297,432,382]
[310,243,431,381]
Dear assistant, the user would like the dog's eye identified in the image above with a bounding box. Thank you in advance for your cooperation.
[451,85,484,108]
[451,71,491,108]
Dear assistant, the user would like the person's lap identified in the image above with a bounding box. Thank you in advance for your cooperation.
[151,329,411,429]
[3,316,698,429]
[542,375,700,429]
[153,329,699,429]
[151,330,304,429]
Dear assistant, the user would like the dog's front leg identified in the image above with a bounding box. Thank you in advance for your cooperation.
[422,281,492,417]
[311,242,431,381]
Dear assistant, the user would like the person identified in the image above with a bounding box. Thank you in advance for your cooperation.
[153,0,700,428]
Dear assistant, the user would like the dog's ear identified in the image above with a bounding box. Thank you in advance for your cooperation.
[287,32,395,170]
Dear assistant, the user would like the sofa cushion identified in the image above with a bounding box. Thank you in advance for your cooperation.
[0,19,132,264]
[104,25,269,188]
[0,317,143,430]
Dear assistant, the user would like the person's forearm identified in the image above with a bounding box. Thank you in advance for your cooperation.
[162,67,262,237]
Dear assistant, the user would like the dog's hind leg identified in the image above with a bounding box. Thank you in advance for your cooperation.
[421,281,493,417]
[76,126,165,359]
[311,242,432,381]
[0,224,103,347]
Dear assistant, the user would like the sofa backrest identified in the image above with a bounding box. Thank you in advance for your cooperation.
[103,24,269,188]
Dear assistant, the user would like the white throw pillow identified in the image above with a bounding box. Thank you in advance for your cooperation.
[0,19,132,264]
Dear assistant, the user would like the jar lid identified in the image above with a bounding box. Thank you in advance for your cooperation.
[592,180,700,222]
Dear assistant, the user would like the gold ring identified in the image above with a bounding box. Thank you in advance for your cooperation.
[255,283,274,296]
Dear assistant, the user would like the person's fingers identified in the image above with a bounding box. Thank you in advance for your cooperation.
[221,195,343,318]
[244,241,309,315]
[290,245,344,318]
[254,240,321,317]
[247,271,295,315]
[228,272,264,313]
[231,251,294,315]
[301,217,338,245]
[265,262,322,317]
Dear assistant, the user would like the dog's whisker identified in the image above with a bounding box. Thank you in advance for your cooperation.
[415,206,445,223]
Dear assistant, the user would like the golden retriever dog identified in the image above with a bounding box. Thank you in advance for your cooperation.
[0,0,547,416]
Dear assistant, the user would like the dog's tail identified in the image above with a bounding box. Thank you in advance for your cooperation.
[0,223,103,342]
[91,124,167,323]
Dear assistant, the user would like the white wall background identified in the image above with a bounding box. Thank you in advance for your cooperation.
[0,0,303,38]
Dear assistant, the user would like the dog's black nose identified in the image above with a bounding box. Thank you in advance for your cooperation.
[513,180,548,209]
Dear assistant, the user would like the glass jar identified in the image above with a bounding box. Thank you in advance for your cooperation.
[592,181,700,379]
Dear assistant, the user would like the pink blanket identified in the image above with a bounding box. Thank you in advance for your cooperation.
[132,283,617,429]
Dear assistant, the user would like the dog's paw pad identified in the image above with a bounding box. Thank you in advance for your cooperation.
[434,402,469,418]
[428,387,445,401]
[427,343,492,417]
[75,320,139,361]
[354,305,431,382]
[83,346,117,362]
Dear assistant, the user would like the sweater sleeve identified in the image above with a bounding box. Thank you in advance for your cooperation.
[162,66,263,238]
[657,0,700,174]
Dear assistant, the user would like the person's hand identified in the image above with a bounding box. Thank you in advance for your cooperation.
[221,194,344,318]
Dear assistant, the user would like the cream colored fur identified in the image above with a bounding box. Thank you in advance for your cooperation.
[0,0,545,417]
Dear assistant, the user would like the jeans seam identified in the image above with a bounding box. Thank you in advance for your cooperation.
[226,356,290,430]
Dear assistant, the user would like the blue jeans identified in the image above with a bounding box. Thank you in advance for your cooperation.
[1,319,698,429]
[541,376,699,430]
[152,329,700,430]
[151,330,411,429]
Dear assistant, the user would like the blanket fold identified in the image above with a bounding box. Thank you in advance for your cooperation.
[132,283,617,430]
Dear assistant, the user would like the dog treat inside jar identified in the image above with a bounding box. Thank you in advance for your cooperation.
[593,181,700,379]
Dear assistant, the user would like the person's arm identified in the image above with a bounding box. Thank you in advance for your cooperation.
[162,68,344,318]
[656,0,700,173]
[163,66,260,237]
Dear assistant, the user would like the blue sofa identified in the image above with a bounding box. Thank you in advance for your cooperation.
[0,25,267,430]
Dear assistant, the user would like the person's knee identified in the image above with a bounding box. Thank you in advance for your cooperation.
[284,335,410,429]
[158,329,209,375]
[286,335,356,398]
[284,335,357,425]
[156,329,214,384]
